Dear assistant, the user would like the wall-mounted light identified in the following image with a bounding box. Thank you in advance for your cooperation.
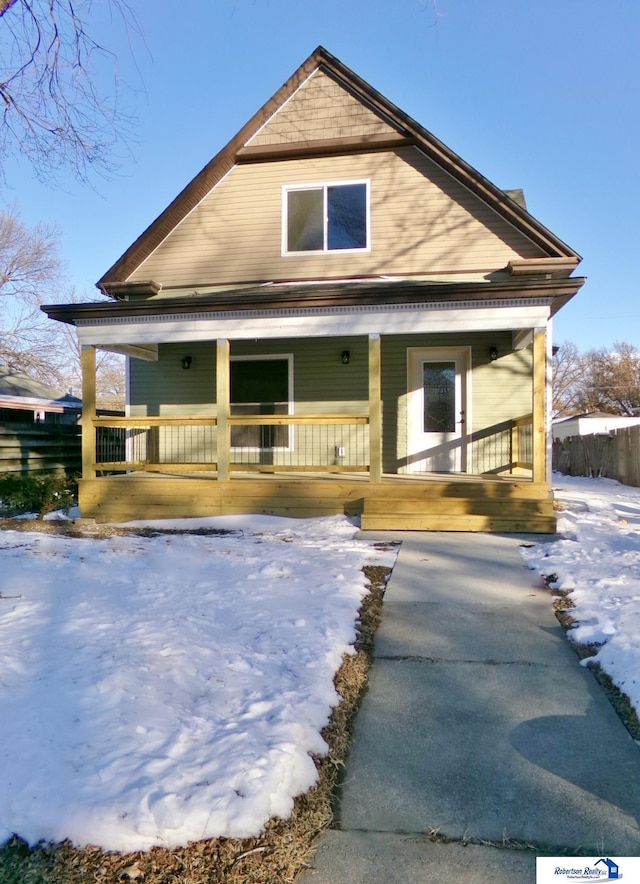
[341,350,350,365]
[181,355,193,370]
[489,346,498,362]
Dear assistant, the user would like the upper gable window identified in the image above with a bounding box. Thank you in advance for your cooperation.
[283,182,369,254]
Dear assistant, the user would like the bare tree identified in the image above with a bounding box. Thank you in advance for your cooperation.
[578,342,640,416]
[0,206,126,405]
[0,205,68,381]
[553,340,640,418]
[552,340,583,417]
[0,0,139,183]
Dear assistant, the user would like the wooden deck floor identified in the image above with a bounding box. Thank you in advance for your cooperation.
[79,470,556,533]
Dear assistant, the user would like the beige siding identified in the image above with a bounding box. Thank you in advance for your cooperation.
[129,148,542,288]
[249,69,397,145]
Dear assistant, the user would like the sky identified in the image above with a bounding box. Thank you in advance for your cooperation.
[2,0,639,352]
[0,477,639,851]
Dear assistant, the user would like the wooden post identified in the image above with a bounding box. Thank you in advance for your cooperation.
[216,339,230,481]
[369,333,382,483]
[81,345,97,479]
[532,327,547,484]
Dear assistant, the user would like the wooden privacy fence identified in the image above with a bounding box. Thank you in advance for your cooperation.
[552,425,640,488]
[0,424,82,476]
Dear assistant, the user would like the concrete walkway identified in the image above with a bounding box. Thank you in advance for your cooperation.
[300,532,640,883]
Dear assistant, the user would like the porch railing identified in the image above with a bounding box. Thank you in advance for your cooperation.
[92,414,370,474]
[511,414,533,471]
[470,414,533,475]
[92,413,533,478]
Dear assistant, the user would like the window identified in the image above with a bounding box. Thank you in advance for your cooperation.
[284,182,369,253]
[230,356,292,450]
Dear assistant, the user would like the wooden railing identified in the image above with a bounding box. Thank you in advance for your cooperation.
[92,414,370,475]
[92,412,534,479]
[511,414,533,471]
[469,414,533,475]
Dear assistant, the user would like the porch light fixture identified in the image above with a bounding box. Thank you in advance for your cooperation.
[341,350,350,365]
[489,346,498,362]
[181,355,193,370]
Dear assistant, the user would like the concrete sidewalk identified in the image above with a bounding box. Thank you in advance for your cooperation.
[300,532,640,883]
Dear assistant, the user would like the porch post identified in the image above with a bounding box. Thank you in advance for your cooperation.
[369,333,382,483]
[81,345,97,479]
[532,327,547,484]
[216,339,230,481]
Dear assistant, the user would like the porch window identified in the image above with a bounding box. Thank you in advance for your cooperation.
[283,182,369,253]
[423,362,456,433]
[230,356,292,450]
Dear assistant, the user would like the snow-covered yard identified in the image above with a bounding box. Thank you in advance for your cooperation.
[522,474,640,721]
[0,514,396,852]
[1,474,639,857]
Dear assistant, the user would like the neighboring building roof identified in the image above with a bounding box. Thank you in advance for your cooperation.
[554,412,640,424]
[0,368,81,414]
[97,45,582,292]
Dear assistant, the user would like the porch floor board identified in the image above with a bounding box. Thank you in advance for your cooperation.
[79,471,556,533]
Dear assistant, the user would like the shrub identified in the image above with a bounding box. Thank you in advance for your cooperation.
[0,473,78,520]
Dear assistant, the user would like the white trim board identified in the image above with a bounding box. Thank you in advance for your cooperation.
[75,302,551,347]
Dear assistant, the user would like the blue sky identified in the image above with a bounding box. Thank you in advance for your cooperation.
[3,0,639,352]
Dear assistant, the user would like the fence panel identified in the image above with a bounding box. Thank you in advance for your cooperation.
[0,424,82,475]
[552,426,640,487]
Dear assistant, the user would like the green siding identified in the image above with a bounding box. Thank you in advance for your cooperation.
[381,332,533,475]
[129,334,533,474]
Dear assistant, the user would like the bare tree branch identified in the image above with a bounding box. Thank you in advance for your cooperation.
[553,340,640,418]
[0,0,141,183]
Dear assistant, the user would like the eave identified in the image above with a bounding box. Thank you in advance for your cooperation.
[44,277,585,327]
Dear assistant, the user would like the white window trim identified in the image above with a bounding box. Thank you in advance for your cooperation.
[281,180,371,256]
[230,354,294,452]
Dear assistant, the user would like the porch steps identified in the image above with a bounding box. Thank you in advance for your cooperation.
[360,481,556,533]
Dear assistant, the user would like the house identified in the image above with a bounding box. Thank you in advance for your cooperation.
[42,47,584,530]
[0,369,82,476]
[595,858,619,880]
[553,412,640,440]
[0,368,81,425]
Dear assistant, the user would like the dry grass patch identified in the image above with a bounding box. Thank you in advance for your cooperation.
[0,519,393,884]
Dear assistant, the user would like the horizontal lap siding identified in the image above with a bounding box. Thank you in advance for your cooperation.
[130,338,370,467]
[130,149,541,288]
[249,70,397,145]
[381,333,532,475]
[131,336,533,474]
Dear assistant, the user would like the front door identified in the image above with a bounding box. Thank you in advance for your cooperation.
[407,348,469,472]
[230,356,291,453]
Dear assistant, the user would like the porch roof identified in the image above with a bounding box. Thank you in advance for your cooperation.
[43,276,584,327]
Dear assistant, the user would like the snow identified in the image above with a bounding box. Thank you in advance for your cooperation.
[2,477,639,854]
[0,514,396,852]
[522,474,640,721]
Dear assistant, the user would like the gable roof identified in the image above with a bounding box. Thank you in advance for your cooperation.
[0,368,81,413]
[98,46,580,293]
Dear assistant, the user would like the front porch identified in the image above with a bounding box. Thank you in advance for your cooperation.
[77,470,555,532]
[76,324,553,532]
[78,401,553,532]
